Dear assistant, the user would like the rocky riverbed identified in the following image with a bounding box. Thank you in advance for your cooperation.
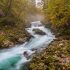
[28,35,70,70]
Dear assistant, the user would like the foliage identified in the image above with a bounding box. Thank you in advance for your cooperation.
[0,0,37,26]
[43,0,70,34]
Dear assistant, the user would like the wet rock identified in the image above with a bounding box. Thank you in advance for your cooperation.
[25,32,34,41]
[26,35,34,42]
[33,29,46,35]
[23,51,32,60]
[24,51,29,58]
[31,48,37,51]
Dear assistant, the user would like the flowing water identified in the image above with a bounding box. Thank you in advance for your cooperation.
[0,21,55,70]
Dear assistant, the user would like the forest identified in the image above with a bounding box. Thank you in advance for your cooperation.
[43,0,70,34]
[0,0,70,70]
[0,0,38,48]
[28,0,70,70]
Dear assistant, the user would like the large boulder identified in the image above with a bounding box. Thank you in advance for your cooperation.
[33,29,46,35]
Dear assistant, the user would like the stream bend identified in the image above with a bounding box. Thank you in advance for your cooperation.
[0,21,55,70]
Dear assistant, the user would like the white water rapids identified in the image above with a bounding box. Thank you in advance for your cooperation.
[0,21,55,70]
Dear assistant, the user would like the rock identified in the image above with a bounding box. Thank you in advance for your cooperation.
[59,43,64,47]
[33,29,46,35]
[3,40,14,47]
[25,32,33,41]
[23,51,31,60]
[56,33,61,37]
[24,51,29,57]
[18,37,27,44]
[9,42,14,47]
[31,48,37,51]
[26,35,34,41]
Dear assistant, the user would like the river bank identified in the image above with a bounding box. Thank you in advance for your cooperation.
[0,25,32,49]
[28,34,70,70]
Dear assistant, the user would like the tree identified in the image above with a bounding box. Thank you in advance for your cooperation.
[43,0,70,34]
[0,0,38,26]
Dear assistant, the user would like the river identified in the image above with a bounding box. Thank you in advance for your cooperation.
[0,21,55,70]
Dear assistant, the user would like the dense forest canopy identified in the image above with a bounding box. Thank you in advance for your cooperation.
[0,0,37,26]
[43,0,70,34]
